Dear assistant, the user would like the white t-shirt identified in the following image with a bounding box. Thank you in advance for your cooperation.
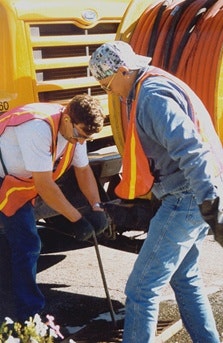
[0,119,89,178]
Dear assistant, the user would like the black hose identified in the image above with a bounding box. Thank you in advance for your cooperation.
[162,0,195,70]
[170,0,219,73]
[147,1,168,58]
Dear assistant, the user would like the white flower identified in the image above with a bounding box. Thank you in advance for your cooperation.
[33,313,42,324]
[49,328,58,338]
[30,338,39,343]
[5,336,20,343]
[1,313,64,342]
[30,313,48,337]
[4,317,14,325]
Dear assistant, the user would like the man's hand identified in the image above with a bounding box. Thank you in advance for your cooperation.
[83,207,109,236]
[199,197,223,247]
[62,217,95,241]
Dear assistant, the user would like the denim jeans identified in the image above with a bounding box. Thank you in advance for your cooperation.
[122,191,220,343]
[0,201,45,322]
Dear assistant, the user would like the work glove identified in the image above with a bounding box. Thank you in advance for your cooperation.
[199,197,223,247]
[83,208,109,236]
[61,217,95,241]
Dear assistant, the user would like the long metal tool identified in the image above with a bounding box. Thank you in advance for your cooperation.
[92,230,117,328]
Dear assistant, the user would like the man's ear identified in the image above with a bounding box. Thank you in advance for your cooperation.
[118,66,129,75]
[63,114,71,123]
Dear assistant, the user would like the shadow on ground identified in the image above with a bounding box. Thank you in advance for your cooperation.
[0,232,123,335]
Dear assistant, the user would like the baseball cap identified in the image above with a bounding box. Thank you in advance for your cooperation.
[89,41,152,81]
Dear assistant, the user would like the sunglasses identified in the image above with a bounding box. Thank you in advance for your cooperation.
[100,73,117,92]
[72,126,94,142]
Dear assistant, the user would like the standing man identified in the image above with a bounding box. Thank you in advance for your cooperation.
[0,94,108,322]
[89,41,223,343]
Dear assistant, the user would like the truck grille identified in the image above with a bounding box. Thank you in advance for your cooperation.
[28,22,119,104]
[27,21,120,148]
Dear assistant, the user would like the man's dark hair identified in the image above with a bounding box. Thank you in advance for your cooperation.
[66,94,105,135]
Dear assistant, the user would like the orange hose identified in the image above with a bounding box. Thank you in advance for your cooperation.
[169,0,207,74]
[203,1,223,118]
[151,4,174,67]
[138,3,164,56]
[152,0,186,68]
[176,32,197,81]
[189,3,222,119]
[205,11,223,122]
[215,48,223,141]
[130,2,159,51]
[118,0,223,144]
[188,15,211,104]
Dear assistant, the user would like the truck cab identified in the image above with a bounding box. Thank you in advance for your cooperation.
[0,0,137,248]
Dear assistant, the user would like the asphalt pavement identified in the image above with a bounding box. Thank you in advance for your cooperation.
[0,229,223,342]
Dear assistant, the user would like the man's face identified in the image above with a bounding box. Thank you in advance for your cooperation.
[99,68,135,98]
[71,123,94,144]
[61,115,94,145]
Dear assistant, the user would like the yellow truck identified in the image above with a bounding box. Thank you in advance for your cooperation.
[0,0,129,157]
[0,0,222,252]
[0,0,133,247]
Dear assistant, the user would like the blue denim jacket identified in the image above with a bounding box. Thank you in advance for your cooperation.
[126,67,222,204]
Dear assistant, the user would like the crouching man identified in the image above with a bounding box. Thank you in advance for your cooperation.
[0,94,108,322]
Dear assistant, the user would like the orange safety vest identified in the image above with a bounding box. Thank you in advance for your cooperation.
[0,103,75,216]
[115,67,223,200]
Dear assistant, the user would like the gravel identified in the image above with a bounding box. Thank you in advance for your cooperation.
[161,236,223,342]
[0,231,223,342]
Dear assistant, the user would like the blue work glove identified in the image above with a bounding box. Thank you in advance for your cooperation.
[63,217,95,241]
[199,197,223,247]
[83,208,109,236]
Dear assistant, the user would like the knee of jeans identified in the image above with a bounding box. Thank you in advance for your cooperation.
[169,276,176,290]
[125,277,133,297]
[170,272,185,292]
[13,233,42,256]
[125,273,140,300]
[29,234,42,254]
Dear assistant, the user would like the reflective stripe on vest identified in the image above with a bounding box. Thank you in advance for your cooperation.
[115,79,154,199]
[115,67,223,200]
[0,104,75,216]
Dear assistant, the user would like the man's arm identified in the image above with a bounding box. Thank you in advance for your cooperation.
[74,164,103,211]
[74,164,108,235]
[32,170,82,222]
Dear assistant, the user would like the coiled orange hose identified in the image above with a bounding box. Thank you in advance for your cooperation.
[123,0,223,140]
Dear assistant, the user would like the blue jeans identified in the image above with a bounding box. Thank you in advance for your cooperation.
[122,191,220,343]
[0,202,45,322]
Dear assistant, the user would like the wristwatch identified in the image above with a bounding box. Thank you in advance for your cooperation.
[92,202,101,209]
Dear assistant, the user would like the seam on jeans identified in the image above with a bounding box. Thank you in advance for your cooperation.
[130,203,181,341]
[185,195,203,228]
[136,197,182,292]
[185,194,195,223]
